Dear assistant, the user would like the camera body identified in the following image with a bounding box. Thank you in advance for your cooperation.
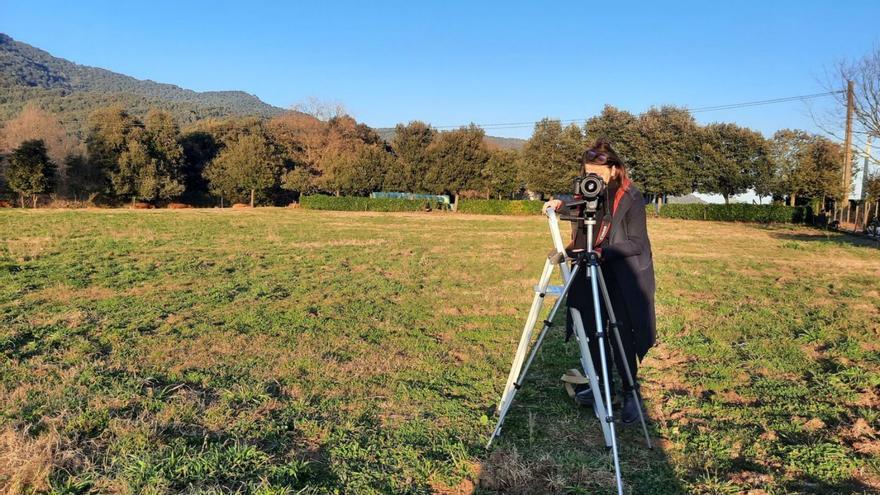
[572,173,606,214]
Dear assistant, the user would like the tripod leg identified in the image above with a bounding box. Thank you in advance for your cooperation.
[595,264,653,450]
[588,262,624,495]
[495,258,554,414]
[487,261,581,448]
[568,307,613,448]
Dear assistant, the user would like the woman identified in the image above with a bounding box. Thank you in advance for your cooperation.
[542,138,656,424]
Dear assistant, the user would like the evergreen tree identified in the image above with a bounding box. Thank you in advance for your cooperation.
[584,105,643,166]
[64,153,104,203]
[203,133,283,207]
[482,149,522,199]
[520,119,584,198]
[425,124,490,208]
[634,106,700,202]
[334,144,392,196]
[106,114,185,204]
[386,121,434,193]
[179,131,220,204]
[769,130,844,205]
[7,139,55,207]
[85,106,137,196]
[697,123,769,203]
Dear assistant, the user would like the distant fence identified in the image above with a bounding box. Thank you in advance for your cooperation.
[370,192,451,206]
[829,201,880,234]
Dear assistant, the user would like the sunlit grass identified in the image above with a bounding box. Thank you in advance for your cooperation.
[1,209,878,494]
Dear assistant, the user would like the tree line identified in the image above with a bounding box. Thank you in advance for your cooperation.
[0,102,873,209]
[525,105,854,207]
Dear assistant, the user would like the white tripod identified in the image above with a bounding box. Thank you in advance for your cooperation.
[486,208,652,495]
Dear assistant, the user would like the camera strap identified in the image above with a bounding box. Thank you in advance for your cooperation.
[595,213,612,246]
[595,184,627,247]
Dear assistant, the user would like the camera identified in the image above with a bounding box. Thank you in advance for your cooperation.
[573,173,606,199]
[568,173,606,215]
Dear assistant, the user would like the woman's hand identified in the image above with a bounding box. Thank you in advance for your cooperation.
[542,199,563,213]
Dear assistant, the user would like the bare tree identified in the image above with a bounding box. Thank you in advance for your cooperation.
[292,96,348,122]
[814,45,880,171]
[0,104,81,183]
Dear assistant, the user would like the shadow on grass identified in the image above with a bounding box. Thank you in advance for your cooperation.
[478,322,880,494]
[771,230,880,249]
[478,314,686,495]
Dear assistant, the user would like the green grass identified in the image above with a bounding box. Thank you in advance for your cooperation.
[1,209,878,494]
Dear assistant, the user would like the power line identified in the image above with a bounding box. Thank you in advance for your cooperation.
[688,91,842,112]
[430,90,844,130]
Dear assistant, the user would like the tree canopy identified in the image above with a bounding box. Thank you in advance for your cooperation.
[0,100,864,210]
[7,138,55,207]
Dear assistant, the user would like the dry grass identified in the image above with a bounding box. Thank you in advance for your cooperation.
[0,427,58,495]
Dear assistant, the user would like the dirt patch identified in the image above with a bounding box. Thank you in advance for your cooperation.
[429,472,476,495]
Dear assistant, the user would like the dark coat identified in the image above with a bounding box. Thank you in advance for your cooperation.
[560,183,657,360]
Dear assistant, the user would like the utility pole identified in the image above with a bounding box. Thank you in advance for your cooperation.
[842,80,855,200]
[861,135,872,200]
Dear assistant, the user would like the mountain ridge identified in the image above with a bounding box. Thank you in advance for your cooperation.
[0,33,526,149]
[0,33,284,134]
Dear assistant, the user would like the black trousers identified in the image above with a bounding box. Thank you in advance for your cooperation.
[565,261,639,392]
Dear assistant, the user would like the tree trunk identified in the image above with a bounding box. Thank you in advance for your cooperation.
[32,194,38,208]
[250,189,255,208]
[723,193,730,204]
[789,193,796,206]
[453,193,459,212]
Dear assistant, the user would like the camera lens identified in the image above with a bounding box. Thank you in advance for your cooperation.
[577,174,605,199]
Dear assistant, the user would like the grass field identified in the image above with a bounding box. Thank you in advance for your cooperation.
[1,208,879,494]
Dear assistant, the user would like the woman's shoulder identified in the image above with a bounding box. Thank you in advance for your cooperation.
[624,181,641,194]
[624,183,645,201]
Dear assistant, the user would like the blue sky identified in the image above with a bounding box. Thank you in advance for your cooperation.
[2,1,879,140]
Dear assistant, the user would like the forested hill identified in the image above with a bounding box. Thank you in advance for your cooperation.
[0,33,284,135]
[1,33,527,147]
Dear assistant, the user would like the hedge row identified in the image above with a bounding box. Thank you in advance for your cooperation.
[300,194,435,211]
[653,203,811,223]
[300,195,544,215]
[300,195,810,223]
[457,199,545,215]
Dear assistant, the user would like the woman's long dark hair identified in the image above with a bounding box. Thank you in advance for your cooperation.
[581,138,630,186]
